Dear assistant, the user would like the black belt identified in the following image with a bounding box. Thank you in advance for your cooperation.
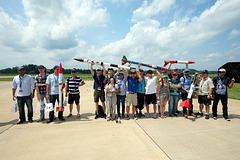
[128,92,136,94]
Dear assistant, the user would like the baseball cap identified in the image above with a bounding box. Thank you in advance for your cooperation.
[202,70,208,74]
[108,68,114,71]
[218,68,226,73]
[96,67,101,71]
[130,69,136,73]
[184,69,190,72]
[147,70,153,74]
[37,65,45,69]
[161,70,166,73]
[172,72,178,75]
[17,66,24,71]
[71,68,77,72]
[162,75,168,78]
[53,65,59,70]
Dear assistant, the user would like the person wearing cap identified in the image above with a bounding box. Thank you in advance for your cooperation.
[90,63,106,119]
[106,68,116,85]
[115,68,127,118]
[168,72,182,117]
[65,68,85,119]
[195,70,214,119]
[46,65,66,123]
[180,69,196,118]
[136,68,145,118]
[12,66,35,124]
[157,75,170,118]
[125,63,142,120]
[145,68,161,119]
[35,65,49,122]
[212,68,235,121]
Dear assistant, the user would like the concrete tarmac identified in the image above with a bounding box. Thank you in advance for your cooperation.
[0,81,239,160]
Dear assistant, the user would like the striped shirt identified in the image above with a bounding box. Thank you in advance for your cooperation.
[66,76,84,94]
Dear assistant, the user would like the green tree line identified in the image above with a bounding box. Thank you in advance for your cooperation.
[0,64,218,74]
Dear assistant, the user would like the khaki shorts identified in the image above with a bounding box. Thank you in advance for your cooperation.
[126,92,137,106]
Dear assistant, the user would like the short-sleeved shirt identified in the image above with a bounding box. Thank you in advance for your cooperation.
[66,76,84,94]
[46,74,66,95]
[145,76,157,95]
[137,79,145,94]
[169,79,181,96]
[168,72,183,80]
[180,76,192,93]
[106,84,119,97]
[213,76,231,95]
[12,74,35,97]
[127,76,139,93]
[35,73,49,94]
[93,74,105,91]
[116,72,127,96]
[198,77,214,96]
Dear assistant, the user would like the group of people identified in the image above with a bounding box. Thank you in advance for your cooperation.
[12,62,235,124]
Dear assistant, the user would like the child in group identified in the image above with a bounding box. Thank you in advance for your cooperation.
[105,77,119,121]
[157,75,170,118]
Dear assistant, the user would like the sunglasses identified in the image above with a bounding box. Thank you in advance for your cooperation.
[71,71,77,73]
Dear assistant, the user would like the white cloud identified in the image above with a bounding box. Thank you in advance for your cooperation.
[87,0,240,70]
[132,0,175,22]
[0,0,109,69]
[227,29,240,40]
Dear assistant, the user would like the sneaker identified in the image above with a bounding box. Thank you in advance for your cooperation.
[195,112,203,116]
[17,120,25,124]
[28,119,33,123]
[95,114,100,119]
[153,114,157,119]
[224,118,231,121]
[183,113,188,118]
[37,118,44,122]
[176,110,180,114]
[213,116,217,120]
[173,113,178,117]
[47,119,53,123]
[146,113,150,118]
[107,118,110,121]
[205,114,209,119]
[126,115,130,120]
[133,115,138,120]
[139,112,145,118]
[59,118,65,121]
[67,113,72,118]
[77,114,80,118]
[169,114,173,118]
[190,113,196,117]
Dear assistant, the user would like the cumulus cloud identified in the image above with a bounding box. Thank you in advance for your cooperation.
[227,29,240,40]
[132,0,175,22]
[87,0,240,70]
[0,0,109,69]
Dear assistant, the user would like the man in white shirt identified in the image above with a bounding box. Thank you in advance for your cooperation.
[145,69,161,119]
[12,66,35,124]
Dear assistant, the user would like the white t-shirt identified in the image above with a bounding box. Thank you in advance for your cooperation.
[145,76,157,95]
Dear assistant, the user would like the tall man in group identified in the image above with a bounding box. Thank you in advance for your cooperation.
[46,65,66,123]
[212,68,235,121]
[12,66,35,124]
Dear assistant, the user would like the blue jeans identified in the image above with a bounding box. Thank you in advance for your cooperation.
[37,94,49,119]
[117,95,126,117]
[169,95,178,115]
[49,94,64,120]
[17,95,33,121]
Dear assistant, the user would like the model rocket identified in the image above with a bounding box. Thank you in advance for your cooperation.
[74,58,135,70]
[180,73,198,110]
[163,60,195,67]
[122,56,168,70]
[56,63,64,112]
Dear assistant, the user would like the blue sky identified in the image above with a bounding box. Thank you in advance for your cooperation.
[0,0,240,71]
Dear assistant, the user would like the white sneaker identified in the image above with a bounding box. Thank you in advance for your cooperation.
[213,117,217,120]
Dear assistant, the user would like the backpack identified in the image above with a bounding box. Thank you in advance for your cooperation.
[95,105,105,118]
